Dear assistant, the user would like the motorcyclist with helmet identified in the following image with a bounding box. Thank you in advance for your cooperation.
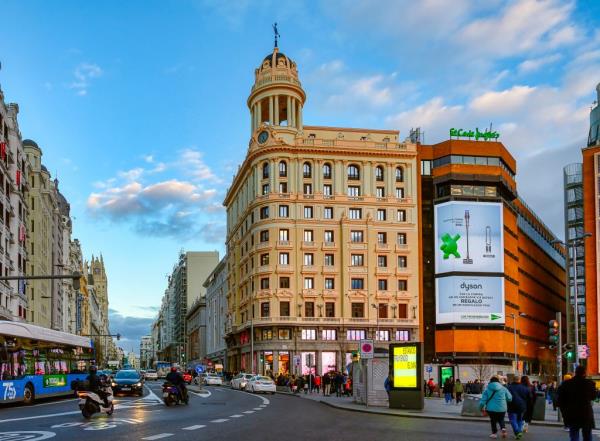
[165,366,188,403]
[86,365,109,407]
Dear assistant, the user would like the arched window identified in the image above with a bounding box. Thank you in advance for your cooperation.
[347,164,360,180]
[262,162,270,179]
[323,163,332,179]
[375,166,384,181]
[395,167,404,182]
[279,161,287,178]
[303,162,312,178]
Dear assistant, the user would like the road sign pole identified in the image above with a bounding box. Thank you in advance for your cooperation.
[557,311,562,423]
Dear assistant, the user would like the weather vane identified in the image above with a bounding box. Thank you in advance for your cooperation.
[273,22,280,48]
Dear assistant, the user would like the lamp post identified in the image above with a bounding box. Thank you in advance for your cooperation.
[508,312,526,374]
[552,232,592,369]
[371,303,379,342]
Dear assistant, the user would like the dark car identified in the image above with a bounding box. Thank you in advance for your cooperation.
[111,369,144,396]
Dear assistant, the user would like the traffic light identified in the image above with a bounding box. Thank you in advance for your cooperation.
[563,343,575,361]
[548,320,559,345]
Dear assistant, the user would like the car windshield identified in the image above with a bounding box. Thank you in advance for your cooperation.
[244,374,254,379]
[257,376,272,382]
[116,371,139,379]
[147,370,156,373]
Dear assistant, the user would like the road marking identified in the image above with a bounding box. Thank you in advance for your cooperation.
[0,410,80,424]
[0,432,57,440]
[259,404,267,407]
[253,407,263,410]
[189,390,212,398]
[182,425,206,430]
[229,414,244,418]
[210,419,229,423]
[222,386,270,405]
[243,410,255,414]
[28,398,78,408]
[142,434,173,440]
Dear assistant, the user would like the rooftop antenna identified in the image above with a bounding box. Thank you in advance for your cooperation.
[273,22,280,48]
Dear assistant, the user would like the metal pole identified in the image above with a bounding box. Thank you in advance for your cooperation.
[250,295,254,373]
[557,311,562,423]
[571,242,580,368]
[513,313,518,374]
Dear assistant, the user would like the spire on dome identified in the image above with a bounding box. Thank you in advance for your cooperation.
[273,22,280,48]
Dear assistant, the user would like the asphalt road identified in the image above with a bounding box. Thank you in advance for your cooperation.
[0,383,579,440]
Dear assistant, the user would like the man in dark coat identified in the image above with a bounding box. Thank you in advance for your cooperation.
[506,377,530,439]
[557,365,596,441]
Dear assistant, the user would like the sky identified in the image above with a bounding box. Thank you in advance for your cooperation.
[0,0,599,351]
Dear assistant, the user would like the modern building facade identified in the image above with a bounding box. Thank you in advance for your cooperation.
[205,257,228,369]
[140,335,153,370]
[223,46,420,376]
[419,138,566,380]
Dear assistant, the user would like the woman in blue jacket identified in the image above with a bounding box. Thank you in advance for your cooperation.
[479,377,513,439]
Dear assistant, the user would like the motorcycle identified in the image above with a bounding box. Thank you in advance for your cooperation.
[162,382,188,406]
[77,379,114,419]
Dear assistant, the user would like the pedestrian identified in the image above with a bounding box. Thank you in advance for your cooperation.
[323,372,331,396]
[506,376,529,439]
[335,372,344,397]
[547,381,558,410]
[557,365,597,441]
[384,373,392,397]
[454,379,464,405]
[479,376,512,439]
[443,377,454,404]
[520,376,535,433]
[427,378,435,397]
[314,374,321,393]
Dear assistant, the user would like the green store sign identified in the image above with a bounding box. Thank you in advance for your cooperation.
[43,374,67,388]
[450,127,500,141]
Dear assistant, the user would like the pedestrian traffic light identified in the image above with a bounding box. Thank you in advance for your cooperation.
[548,320,559,345]
[563,343,575,360]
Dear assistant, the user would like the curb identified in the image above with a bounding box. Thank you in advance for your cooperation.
[310,398,562,428]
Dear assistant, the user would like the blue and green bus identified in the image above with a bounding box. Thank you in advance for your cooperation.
[0,320,94,404]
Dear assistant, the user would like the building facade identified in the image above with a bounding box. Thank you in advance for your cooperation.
[205,257,228,369]
[224,46,420,376]
[419,138,566,380]
[186,298,206,366]
[0,90,29,322]
[140,335,153,370]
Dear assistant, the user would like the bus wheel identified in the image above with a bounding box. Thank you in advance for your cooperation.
[23,384,34,405]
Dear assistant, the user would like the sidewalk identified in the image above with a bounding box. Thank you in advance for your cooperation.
[279,390,567,427]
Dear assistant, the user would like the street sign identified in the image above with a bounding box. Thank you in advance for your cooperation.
[360,339,374,359]
[578,344,590,359]
[425,365,433,373]
[293,355,301,366]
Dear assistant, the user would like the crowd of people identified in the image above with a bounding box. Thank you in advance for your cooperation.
[274,371,352,397]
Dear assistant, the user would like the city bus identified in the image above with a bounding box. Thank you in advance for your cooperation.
[153,361,171,379]
[0,320,94,404]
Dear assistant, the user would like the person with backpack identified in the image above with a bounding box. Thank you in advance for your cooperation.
[479,376,513,439]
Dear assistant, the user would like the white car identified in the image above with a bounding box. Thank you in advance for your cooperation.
[231,373,255,390]
[204,374,223,386]
[247,375,276,394]
[144,370,158,381]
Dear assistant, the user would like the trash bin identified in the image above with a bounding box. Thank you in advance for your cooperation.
[532,391,546,421]
[461,394,483,417]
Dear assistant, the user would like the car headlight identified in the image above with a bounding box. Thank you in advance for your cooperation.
[136,382,142,387]
[111,383,117,387]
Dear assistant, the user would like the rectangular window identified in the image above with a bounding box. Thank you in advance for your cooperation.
[398,279,408,291]
[279,182,288,193]
[260,230,269,242]
[325,278,335,289]
[322,329,337,340]
[304,206,314,218]
[377,232,387,244]
[261,302,270,318]
[323,184,332,196]
[279,205,289,217]
[351,302,364,318]
[350,230,363,242]
[279,329,291,340]
[262,329,273,340]
[395,330,410,341]
[324,207,333,219]
[421,160,432,176]
[262,184,270,195]
[347,329,366,341]
[397,233,407,245]
[304,230,314,241]
[260,277,270,289]
[378,303,388,319]
[324,230,334,243]
[378,255,387,267]
[396,188,405,198]
[305,302,315,317]
[260,206,269,219]
[397,209,406,222]
[351,254,364,266]
[349,208,362,219]
[279,229,289,241]
[351,278,364,290]
[398,256,407,268]
[280,301,290,316]
[324,254,334,266]
[301,329,317,340]
[376,187,385,198]
[398,303,408,319]
[303,183,313,195]
[378,279,388,290]
[325,302,335,317]
[375,330,390,341]
[304,277,314,289]
[280,277,290,288]
[377,209,386,221]
[347,186,361,197]
[279,253,289,265]
[304,253,314,265]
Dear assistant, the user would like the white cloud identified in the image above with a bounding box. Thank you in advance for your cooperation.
[70,63,103,96]
[518,54,562,74]
[470,86,536,114]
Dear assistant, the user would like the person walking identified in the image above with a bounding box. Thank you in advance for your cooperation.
[547,381,558,411]
[506,376,529,439]
[557,365,597,441]
[323,372,331,396]
[455,379,464,405]
[520,376,535,433]
[479,376,512,439]
[443,377,454,404]
[427,378,435,397]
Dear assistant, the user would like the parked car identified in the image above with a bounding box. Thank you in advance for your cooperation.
[204,374,223,386]
[111,369,144,396]
[231,373,255,391]
[247,375,276,394]
[144,369,158,381]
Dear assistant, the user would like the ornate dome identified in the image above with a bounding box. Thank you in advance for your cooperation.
[256,47,298,77]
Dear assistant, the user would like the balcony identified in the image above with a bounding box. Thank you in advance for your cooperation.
[276,240,292,249]
[348,266,367,274]
[301,265,317,273]
[301,289,318,298]
[396,290,412,299]
[302,194,315,200]
[348,242,367,250]
[375,243,390,252]
[376,290,392,299]
[395,243,409,252]
[301,241,317,250]
[322,317,341,323]
[255,241,270,251]
[322,242,337,251]
[257,264,271,274]
[348,317,369,323]
[322,289,338,298]
[302,317,320,322]
[396,267,411,276]
[375,267,389,275]
[322,265,338,274]
[276,264,293,273]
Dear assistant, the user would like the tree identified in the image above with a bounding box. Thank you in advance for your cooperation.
[470,345,493,382]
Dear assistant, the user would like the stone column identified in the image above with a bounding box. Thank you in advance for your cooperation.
[269,96,274,124]
[274,96,280,125]
[273,350,279,375]
[257,100,262,128]
[298,104,303,131]
[286,96,291,126]
[291,98,296,128]
[270,159,276,191]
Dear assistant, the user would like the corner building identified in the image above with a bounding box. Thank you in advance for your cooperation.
[419,138,566,379]
[224,47,420,375]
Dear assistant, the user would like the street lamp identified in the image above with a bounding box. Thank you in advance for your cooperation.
[552,232,592,368]
[508,312,527,374]
[371,303,379,342]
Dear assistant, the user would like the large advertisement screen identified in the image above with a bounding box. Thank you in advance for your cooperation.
[434,202,504,274]
[436,276,505,324]
[389,343,422,390]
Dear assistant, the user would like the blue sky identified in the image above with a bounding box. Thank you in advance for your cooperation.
[1,0,599,349]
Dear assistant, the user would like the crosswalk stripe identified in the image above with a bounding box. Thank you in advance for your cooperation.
[210,419,229,423]
[243,410,255,414]
[183,425,206,430]
[142,434,173,440]
[230,414,244,418]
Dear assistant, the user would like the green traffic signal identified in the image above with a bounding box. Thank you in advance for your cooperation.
[566,351,574,360]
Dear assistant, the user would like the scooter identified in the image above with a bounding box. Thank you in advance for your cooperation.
[78,384,114,419]
[162,382,188,406]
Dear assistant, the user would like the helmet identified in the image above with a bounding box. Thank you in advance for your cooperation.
[89,365,97,374]
[170,366,177,373]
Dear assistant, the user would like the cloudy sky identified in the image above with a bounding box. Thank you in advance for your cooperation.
[1,0,599,351]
